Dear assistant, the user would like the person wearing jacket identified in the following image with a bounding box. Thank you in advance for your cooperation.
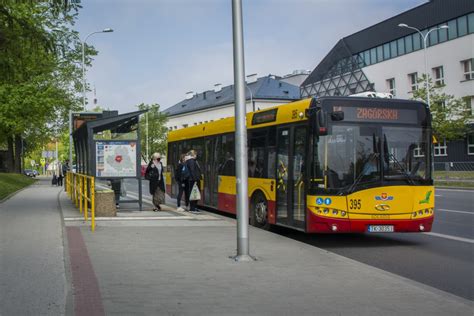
[175,153,190,211]
[185,150,202,213]
[145,152,165,212]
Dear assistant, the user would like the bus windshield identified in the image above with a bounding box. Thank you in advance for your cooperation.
[311,124,431,194]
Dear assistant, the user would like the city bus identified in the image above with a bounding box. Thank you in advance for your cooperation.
[166,97,434,233]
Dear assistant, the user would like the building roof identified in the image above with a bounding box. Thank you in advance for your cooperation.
[302,0,474,87]
[163,75,300,117]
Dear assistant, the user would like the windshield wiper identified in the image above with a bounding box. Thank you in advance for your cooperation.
[383,134,415,185]
[346,152,380,194]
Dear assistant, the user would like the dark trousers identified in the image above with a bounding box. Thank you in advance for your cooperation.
[177,181,189,207]
[188,180,199,212]
[57,175,63,186]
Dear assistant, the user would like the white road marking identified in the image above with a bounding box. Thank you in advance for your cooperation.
[64,216,193,221]
[435,188,474,193]
[424,232,474,244]
[437,209,473,215]
[435,194,442,197]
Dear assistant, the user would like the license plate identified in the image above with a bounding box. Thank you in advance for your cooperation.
[368,225,394,233]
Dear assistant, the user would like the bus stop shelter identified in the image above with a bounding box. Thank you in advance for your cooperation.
[72,109,147,210]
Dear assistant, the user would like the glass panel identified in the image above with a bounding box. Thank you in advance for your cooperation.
[390,41,398,57]
[364,50,371,65]
[469,13,474,34]
[293,127,306,223]
[376,46,383,62]
[413,32,421,50]
[370,48,377,64]
[382,127,430,181]
[458,15,468,36]
[438,26,448,42]
[448,19,457,40]
[383,43,390,60]
[397,38,405,55]
[405,35,413,53]
[277,129,290,220]
[429,28,438,46]
[248,130,266,178]
[218,134,235,176]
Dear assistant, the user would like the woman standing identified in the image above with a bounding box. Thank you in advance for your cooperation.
[185,150,202,213]
[175,153,190,211]
[145,152,165,212]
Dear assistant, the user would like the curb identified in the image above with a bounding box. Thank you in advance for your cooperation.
[435,186,474,190]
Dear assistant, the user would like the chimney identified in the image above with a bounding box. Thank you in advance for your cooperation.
[246,73,258,84]
[214,83,222,93]
[185,91,194,100]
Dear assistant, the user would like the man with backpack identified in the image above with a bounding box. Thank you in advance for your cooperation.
[175,153,190,211]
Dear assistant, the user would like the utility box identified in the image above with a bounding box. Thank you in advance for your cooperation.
[95,189,116,217]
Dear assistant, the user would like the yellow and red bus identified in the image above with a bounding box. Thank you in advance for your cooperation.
[166,97,434,233]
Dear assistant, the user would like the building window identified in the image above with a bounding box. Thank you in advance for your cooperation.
[468,133,474,155]
[469,12,474,34]
[390,41,397,58]
[434,139,447,157]
[182,124,188,128]
[408,72,418,91]
[413,145,424,157]
[448,19,457,40]
[376,46,383,62]
[462,59,474,80]
[413,32,421,51]
[397,38,405,55]
[370,48,377,64]
[386,78,396,96]
[405,34,413,53]
[458,15,468,37]
[438,25,448,43]
[383,43,390,60]
[432,66,444,86]
[428,28,438,46]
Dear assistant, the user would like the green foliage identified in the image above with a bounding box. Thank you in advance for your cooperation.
[0,1,97,154]
[411,75,472,140]
[137,103,168,161]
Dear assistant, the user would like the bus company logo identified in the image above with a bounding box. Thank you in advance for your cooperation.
[375,204,391,211]
[375,193,394,201]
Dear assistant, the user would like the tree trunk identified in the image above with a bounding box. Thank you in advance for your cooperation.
[7,136,15,173]
[14,135,22,173]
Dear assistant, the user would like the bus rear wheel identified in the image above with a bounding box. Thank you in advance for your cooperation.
[251,192,269,230]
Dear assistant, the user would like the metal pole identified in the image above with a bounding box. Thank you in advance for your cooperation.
[231,0,254,262]
[82,41,86,110]
[146,112,149,160]
[69,110,73,169]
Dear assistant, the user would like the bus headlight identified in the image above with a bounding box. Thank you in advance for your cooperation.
[341,211,346,217]
[332,210,338,215]
[323,208,329,214]
[413,212,417,217]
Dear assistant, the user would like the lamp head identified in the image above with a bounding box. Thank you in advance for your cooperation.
[439,25,449,29]
[102,28,114,33]
[398,23,408,28]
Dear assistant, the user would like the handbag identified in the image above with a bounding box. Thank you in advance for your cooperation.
[189,182,201,201]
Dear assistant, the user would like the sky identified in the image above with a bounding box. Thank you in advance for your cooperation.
[74,0,427,113]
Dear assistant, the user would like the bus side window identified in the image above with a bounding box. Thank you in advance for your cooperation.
[218,133,235,176]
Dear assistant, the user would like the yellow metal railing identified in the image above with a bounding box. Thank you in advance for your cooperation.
[65,171,96,232]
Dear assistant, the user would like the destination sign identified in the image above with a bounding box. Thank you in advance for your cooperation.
[332,106,417,124]
[252,109,278,125]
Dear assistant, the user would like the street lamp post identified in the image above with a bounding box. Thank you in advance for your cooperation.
[71,28,114,167]
[81,28,114,110]
[398,23,448,107]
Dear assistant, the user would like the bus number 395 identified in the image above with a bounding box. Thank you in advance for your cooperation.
[349,199,361,210]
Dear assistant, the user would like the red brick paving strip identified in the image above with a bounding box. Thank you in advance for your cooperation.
[67,227,105,316]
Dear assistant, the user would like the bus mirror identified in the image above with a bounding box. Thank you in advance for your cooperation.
[331,111,344,121]
[316,110,328,136]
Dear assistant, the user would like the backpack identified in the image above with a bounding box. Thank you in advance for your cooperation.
[180,164,190,182]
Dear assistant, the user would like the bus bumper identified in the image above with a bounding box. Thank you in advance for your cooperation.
[307,211,434,233]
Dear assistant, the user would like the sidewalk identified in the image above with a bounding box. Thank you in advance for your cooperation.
[0,177,68,315]
[60,187,473,315]
[1,178,472,315]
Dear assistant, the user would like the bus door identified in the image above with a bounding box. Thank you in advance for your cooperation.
[204,137,219,208]
[276,125,306,229]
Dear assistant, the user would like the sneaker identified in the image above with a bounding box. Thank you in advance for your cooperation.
[177,207,185,212]
[153,208,158,212]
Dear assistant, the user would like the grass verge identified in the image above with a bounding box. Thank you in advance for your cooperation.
[0,173,36,201]
[435,181,474,188]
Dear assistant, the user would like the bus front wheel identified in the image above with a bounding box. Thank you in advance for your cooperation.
[251,192,269,230]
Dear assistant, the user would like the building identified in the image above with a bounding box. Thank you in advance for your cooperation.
[301,0,474,165]
[164,74,303,131]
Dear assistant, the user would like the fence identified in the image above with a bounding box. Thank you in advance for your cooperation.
[433,162,474,186]
[65,172,96,231]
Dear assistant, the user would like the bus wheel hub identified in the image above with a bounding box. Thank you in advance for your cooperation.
[255,202,267,224]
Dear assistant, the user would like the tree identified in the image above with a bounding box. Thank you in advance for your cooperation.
[411,75,472,141]
[0,1,97,172]
[137,103,168,161]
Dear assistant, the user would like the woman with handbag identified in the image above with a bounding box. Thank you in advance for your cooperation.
[145,152,165,212]
[185,150,202,214]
